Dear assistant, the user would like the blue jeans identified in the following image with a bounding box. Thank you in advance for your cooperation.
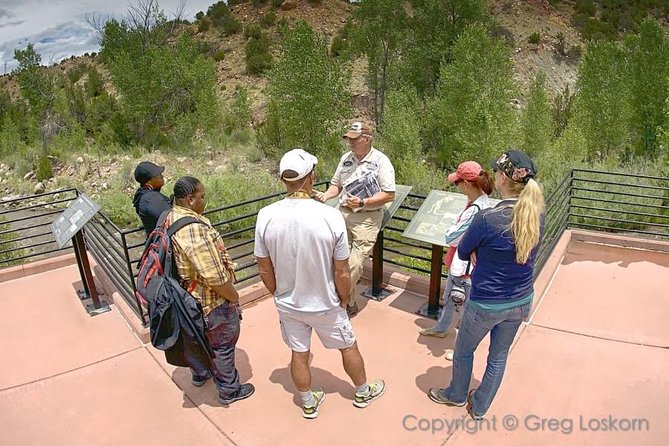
[443,301,531,416]
[188,301,241,398]
[434,274,471,332]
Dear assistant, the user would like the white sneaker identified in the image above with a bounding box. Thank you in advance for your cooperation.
[445,349,454,361]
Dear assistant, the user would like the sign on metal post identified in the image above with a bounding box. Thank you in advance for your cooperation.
[403,190,499,318]
[50,193,110,316]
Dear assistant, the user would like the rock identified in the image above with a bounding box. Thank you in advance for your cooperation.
[2,194,21,202]
[281,0,297,11]
[176,157,187,163]
[76,157,84,163]
[54,193,61,200]
[214,164,227,173]
[23,171,35,180]
[34,182,45,194]
[206,160,214,166]
[101,182,109,190]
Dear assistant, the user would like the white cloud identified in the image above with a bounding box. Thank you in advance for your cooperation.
[0,0,214,73]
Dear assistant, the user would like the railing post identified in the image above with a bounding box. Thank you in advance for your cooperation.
[361,229,390,301]
[415,244,444,319]
[74,229,110,316]
[427,244,443,317]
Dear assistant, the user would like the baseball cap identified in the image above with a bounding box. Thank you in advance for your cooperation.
[448,161,483,184]
[134,161,165,185]
[491,150,537,183]
[343,121,372,139]
[279,148,318,182]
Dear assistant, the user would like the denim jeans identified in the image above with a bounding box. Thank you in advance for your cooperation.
[188,301,241,398]
[443,300,531,416]
[434,274,471,332]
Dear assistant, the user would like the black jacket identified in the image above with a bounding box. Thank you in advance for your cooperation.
[149,275,214,368]
[147,216,214,369]
[132,187,170,235]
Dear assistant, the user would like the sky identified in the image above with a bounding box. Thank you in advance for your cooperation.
[0,0,216,73]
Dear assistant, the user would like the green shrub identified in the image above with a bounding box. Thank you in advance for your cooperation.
[245,34,272,75]
[195,11,204,21]
[207,1,231,20]
[222,17,242,36]
[330,23,351,57]
[197,17,211,33]
[66,64,87,84]
[36,155,53,181]
[213,49,225,61]
[271,0,284,7]
[528,32,541,44]
[244,23,263,40]
[575,0,596,16]
[197,40,211,55]
[260,11,277,29]
[251,0,268,6]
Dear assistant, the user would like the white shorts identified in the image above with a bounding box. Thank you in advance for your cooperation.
[277,307,356,352]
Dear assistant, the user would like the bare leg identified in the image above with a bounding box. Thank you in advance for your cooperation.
[290,350,311,392]
[340,342,367,386]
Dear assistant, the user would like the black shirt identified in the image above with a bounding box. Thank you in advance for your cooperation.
[132,187,171,235]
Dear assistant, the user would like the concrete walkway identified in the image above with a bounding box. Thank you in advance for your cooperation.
[1,233,667,445]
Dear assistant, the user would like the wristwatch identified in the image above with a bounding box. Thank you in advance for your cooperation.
[359,198,365,208]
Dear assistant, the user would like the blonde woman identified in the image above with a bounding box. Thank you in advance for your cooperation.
[420,161,494,364]
[427,150,544,421]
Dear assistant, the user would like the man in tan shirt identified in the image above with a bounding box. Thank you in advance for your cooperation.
[317,122,396,316]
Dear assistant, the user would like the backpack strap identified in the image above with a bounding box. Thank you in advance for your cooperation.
[464,204,480,276]
[164,216,203,279]
[167,216,201,239]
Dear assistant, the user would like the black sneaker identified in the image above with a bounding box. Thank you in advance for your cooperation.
[219,383,255,405]
[191,371,211,387]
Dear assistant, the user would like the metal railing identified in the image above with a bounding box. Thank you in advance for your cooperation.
[568,168,669,238]
[0,188,79,265]
[3,169,668,325]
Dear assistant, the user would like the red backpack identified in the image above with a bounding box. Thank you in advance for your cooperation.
[135,212,200,307]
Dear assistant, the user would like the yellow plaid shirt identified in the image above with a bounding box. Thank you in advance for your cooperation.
[166,205,236,315]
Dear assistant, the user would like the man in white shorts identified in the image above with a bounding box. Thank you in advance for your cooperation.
[254,148,386,419]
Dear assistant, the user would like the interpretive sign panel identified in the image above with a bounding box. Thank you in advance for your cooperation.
[51,193,100,249]
[403,191,500,246]
[402,191,467,246]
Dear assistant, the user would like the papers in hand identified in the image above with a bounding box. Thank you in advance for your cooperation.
[341,172,381,212]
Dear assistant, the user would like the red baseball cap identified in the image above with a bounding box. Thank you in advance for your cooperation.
[448,161,483,184]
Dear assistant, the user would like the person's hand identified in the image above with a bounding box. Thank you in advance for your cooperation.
[470,251,477,268]
[344,194,362,209]
[314,191,327,202]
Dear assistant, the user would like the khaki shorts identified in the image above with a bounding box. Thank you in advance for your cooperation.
[277,307,356,352]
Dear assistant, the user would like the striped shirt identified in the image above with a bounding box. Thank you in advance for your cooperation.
[166,205,236,315]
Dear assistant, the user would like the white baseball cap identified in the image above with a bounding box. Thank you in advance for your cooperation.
[279,148,318,182]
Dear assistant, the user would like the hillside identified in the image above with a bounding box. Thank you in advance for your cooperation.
[3,0,669,221]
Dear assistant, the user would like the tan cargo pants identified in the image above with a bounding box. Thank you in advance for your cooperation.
[340,207,383,306]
